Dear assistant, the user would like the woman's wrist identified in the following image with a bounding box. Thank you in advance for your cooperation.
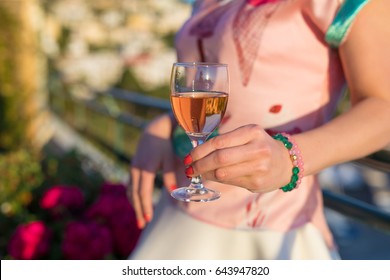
[272,133,304,192]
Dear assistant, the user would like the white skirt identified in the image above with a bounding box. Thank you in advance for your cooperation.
[129,191,340,260]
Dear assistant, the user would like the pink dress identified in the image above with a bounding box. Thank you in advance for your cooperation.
[130,0,369,260]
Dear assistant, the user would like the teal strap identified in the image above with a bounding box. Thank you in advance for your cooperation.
[325,0,370,48]
[172,126,219,159]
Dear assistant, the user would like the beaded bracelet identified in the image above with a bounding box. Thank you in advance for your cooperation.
[272,133,304,192]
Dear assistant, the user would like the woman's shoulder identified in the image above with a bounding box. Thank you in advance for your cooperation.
[325,0,371,47]
[300,0,343,33]
[300,0,371,47]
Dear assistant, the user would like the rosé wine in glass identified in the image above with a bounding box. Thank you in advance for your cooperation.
[170,62,229,202]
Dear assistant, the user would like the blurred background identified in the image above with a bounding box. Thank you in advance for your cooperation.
[0,0,389,260]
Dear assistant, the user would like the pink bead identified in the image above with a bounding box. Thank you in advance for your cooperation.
[279,132,305,190]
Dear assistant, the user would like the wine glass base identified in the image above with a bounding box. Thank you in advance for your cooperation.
[170,187,220,202]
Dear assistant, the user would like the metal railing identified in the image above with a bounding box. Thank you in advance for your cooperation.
[49,87,390,234]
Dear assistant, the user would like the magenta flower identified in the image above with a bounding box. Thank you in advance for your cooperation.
[8,221,52,260]
[40,185,85,217]
[100,182,128,196]
[86,183,132,224]
[109,214,142,257]
[86,182,141,257]
[62,220,113,260]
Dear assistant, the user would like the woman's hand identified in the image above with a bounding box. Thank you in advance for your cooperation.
[186,125,293,193]
[129,114,177,229]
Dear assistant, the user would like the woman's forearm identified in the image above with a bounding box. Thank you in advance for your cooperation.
[295,96,390,176]
[297,0,390,178]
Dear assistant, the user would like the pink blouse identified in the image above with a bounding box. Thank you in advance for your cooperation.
[171,0,365,248]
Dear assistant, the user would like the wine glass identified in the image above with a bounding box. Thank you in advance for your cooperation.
[170,62,229,202]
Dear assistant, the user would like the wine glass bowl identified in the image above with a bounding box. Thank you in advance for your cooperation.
[170,62,229,202]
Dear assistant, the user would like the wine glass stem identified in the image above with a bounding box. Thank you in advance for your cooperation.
[189,138,206,190]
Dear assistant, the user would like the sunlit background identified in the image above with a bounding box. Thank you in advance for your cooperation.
[0,0,190,260]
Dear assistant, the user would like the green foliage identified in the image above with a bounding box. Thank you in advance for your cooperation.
[0,148,105,259]
[161,31,176,49]
[0,95,27,152]
[148,84,170,100]
[0,149,43,218]
[115,68,144,93]
[37,149,104,204]
[0,148,44,258]
[0,5,28,151]
[57,26,72,55]
[115,68,169,100]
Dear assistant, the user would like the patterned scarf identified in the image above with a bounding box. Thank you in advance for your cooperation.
[190,0,283,86]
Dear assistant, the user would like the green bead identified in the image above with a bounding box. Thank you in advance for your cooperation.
[273,133,300,193]
[285,142,293,149]
[281,183,296,192]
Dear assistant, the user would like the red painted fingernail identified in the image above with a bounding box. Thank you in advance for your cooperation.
[185,166,194,177]
[144,214,151,222]
[169,185,177,191]
[137,220,144,229]
[183,154,193,166]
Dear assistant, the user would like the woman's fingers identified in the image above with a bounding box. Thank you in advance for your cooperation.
[129,167,156,229]
[162,151,177,192]
[191,125,260,161]
[129,167,145,228]
[190,125,269,174]
[186,125,289,193]
[192,142,260,175]
[138,170,156,224]
[194,143,274,190]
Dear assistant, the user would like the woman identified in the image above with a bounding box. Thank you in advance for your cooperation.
[129,0,390,259]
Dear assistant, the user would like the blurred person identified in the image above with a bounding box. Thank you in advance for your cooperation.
[128,0,390,259]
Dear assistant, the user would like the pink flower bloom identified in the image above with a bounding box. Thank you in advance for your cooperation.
[62,220,113,260]
[109,214,141,257]
[8,221,52,260]
[40,185,85,217]
[247,0,280,7]
[86,182,141,257]
[100,182,128,196]
[86,183,132,224]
